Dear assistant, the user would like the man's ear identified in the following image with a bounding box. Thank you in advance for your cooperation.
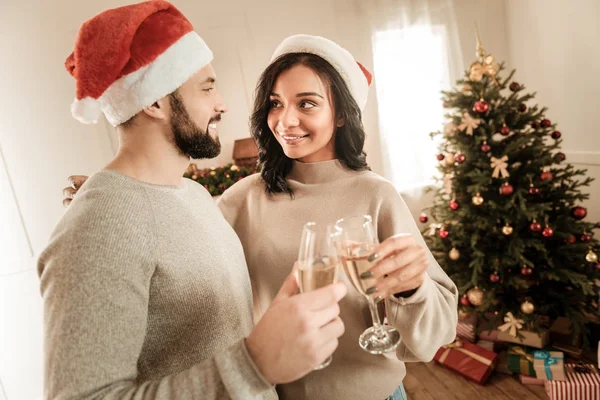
[142,96,170,121]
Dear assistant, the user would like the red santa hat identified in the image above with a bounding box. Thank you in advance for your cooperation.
[270,34,373,111]
[66,1,213,126]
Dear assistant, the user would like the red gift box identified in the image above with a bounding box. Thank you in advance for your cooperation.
[434,338,498,384]
[545,363,600,400]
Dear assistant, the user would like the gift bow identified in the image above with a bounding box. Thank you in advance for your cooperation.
[438,339,493,366]
[533,350,562,380]
[490,156,510,179]
[498,312,523,337]
[469,55,499,84]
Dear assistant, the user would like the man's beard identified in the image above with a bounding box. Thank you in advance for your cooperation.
[169,91,221,159]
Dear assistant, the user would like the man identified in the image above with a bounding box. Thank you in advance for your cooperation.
[39,2,346,399]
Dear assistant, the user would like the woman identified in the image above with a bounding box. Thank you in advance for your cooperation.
[217,35,458,400]
[64,35,458,400]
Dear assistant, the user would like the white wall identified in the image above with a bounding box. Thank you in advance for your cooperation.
[505,0,600,227]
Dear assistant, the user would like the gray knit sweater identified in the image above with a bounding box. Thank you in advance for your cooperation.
[38,170,277,400]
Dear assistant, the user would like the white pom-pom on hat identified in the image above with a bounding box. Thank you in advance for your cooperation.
[71,97,102,124]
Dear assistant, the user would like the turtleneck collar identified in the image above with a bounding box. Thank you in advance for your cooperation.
[286,159,364,185]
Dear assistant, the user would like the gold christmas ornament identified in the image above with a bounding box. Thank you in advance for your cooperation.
[498,312,524,337]
[461,84,473,95]
[491,155,510,179]
[521,300,535,315]
[586,249,599,263]
[472,193,484,206]
[502,224,514,235]
[458,112,481,136]
[467,287,484,306]
[449,248,460,261]
[445,153,456,165]
[230,164,240,171]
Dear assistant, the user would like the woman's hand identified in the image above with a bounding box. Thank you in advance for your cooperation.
[362,234,428,300]
[62,175,88,207]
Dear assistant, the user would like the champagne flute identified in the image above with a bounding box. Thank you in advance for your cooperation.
[297,221,343,369]
[335,215,401,354]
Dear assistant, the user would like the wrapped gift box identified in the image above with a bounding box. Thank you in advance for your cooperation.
[457,313,477,342]
[545,363,600,400]
[507,345,536,376]
[434,339,498,384]
[532,350,566,381]
[520,374,545,385]
[497,328,550,349]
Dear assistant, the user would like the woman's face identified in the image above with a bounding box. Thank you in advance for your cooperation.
[267,64,341,163]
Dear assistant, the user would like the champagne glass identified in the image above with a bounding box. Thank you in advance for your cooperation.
[297,221,343,369]
[335,215,401,354]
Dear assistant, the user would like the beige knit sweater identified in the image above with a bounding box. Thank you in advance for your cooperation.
[38,170,277,400]
[218,159,458,400]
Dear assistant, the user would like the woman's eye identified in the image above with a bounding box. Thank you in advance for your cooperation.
[270,100,281,108]
[299,101,316,109]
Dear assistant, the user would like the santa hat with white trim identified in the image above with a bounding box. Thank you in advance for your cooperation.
[270,34,373,111]
[66,1,213,126]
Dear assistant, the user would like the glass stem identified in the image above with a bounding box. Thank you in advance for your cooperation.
[367,296,383,330]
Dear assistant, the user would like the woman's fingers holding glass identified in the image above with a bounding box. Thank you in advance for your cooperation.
[368,233,415,263]
[366,246,425,280]
[367,255,428,299]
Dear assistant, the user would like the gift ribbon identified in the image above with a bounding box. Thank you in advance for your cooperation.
[498,311,523,337]
[509,346,534,363]
[438,339,493,366]
[533,350,562,380]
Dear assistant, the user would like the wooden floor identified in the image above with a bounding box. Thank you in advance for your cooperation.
[405,362,548,399]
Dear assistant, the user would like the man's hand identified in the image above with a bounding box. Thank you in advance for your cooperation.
[62,175,88,207]
[246,268,347,384]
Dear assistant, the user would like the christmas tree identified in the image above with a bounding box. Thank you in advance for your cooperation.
[421,33,600,346]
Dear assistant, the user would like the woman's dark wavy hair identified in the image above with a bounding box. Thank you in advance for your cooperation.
[250,52,370,196]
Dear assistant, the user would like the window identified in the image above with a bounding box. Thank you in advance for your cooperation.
[373,25,451,191]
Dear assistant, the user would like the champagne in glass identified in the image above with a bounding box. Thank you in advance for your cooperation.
[336,215,401,355]
[297,221,343,369]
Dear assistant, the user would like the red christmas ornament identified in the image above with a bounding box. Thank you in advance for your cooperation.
[531,121,540,129]
[571,206,587,220]
[542,226,554,237]
[541,119,552,128]
[419,213,428,223]
[551,131,562,139]
[540,170,553,181]
[455,153,466,164]
[449,200,459,210]
[437,153,445,161]
[473,100,489,113]
[500,125,511,136]
[580,233,592,243]
[490,273,500,283]
[499,182,514,196]
[566,235,576,244]
[509,82,521,91]
[554,152,566,162]
[439,228,449,239]
[529,185,539,195]
[481,142,491,153]
[521,266,533,276]
[518,103,527,112]
[460,296,471,306]
[530,221,542,232]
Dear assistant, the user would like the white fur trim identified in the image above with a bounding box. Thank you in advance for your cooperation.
[71,96,103,124]
[99,31,213,126]
[271,34,369,111]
